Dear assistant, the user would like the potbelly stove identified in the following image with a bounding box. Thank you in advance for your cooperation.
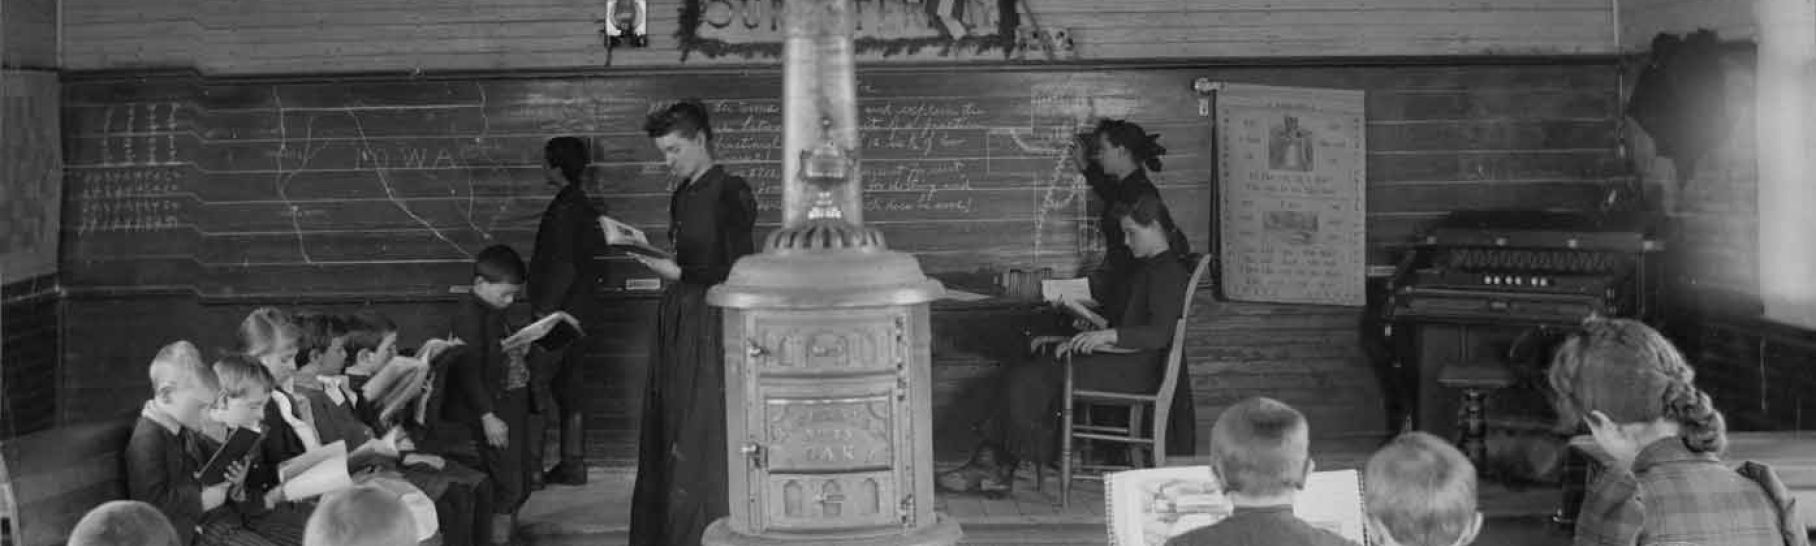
[701,1,962,544]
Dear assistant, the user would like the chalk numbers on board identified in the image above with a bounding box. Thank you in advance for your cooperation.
[96,102,182,167]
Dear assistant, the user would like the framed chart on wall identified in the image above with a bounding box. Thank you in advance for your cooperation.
[1213,83,1366,307]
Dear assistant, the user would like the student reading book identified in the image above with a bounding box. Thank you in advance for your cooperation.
[500,311,582,353]
[1116,397,1364,546]
[1106,466,1368,546]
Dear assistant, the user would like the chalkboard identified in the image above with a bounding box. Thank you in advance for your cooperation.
[61,64,1627,300]
[61,69,1214,299]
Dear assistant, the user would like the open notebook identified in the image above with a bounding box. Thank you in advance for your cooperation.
[1105,466,1369,545]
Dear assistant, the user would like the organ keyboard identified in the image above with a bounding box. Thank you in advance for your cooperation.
[1387,210,1662,325]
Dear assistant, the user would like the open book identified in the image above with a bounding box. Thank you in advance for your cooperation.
[501,311,582,352]
[276,429,406,501]
[1105,466,1369,546]
[1042,278,1109,329]
[598,216,672,260]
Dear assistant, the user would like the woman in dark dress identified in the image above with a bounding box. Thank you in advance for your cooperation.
[942,194,1198,493]
[627,100,758,546]
[1077,119,1190,316]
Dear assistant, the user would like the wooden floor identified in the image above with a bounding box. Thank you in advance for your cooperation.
[517,438,1569,545]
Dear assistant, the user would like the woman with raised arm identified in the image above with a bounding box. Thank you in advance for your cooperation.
[1075,119,1190,317]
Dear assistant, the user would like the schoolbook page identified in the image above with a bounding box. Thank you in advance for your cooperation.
[1041,278,1096,306]
[1106,466,1368,546]
[278,441,351,500]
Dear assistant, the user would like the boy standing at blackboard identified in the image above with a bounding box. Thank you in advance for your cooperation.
[445,244,536,546]
[525,136,613,487]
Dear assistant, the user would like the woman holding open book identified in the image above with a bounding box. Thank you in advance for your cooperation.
[942,194,1197,494]
[626,100,759,546]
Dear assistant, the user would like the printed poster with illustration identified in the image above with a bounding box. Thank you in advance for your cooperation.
[1215,83,1366,306]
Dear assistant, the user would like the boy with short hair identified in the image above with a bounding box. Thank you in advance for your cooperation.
[445,244,536,544]
[126,340,276,546]
[69,500,182,546]
[202,355,311,546]
[1363,432,1482,546]
[303,485,420,546]
[1165,397,1357,546]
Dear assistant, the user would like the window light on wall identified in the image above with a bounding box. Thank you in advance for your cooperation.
[1755,0,1816,328]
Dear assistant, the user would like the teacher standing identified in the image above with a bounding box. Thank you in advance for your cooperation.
[627,100,758,546]
[526,136,612,487]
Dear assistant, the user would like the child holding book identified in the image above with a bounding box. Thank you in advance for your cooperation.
[445,244,537,544]
[1363,432,1481,546]
[125,341,277,546]
[1165,397,1356,546]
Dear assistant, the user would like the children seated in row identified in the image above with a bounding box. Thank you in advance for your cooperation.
[235,308,491,546]
[1549,318,1808,546]
[126,341,304,546]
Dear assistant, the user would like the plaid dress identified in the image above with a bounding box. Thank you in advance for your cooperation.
[1574,437,1809,546]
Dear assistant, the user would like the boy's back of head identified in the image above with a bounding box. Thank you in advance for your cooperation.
[68,500,182,546]
[305,484,420,546]
[1364,432,1480,546]
[1209,396,1311,498]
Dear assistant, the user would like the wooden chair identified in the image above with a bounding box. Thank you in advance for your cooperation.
[1059,253,1215,507]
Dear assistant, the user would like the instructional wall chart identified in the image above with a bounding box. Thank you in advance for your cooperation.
[1215,83,1366,307]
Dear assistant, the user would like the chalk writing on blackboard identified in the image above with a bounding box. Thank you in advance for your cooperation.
[75,197,185,234]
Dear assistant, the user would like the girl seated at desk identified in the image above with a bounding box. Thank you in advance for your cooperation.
[943,194,1197,493]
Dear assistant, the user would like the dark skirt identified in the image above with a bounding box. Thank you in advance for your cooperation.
[629,282,729,546]
[990,350,1196,465]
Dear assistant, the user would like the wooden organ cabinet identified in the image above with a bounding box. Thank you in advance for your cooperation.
[1384,211,1661,467]
[702,0,959,544]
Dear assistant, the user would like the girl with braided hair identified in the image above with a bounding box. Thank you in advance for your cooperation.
[1549,318,1807,546]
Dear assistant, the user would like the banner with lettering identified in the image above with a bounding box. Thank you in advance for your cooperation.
[678,0,1018,60]
[1214,83,1367,307]
[1,70,62,282]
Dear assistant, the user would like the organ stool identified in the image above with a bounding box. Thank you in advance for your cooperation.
[1436,360,1516,476]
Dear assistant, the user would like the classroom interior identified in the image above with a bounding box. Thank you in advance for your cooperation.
[4,0,1815,544]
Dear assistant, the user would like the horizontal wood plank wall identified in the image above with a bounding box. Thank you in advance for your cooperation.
[1,0,59,69]
[59,0,1617,73]
[58,62,1623,461]
[1621,0,1755,50]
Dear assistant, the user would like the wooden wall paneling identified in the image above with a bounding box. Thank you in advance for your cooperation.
[59,0,1618,73]
[1,0,59,69]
